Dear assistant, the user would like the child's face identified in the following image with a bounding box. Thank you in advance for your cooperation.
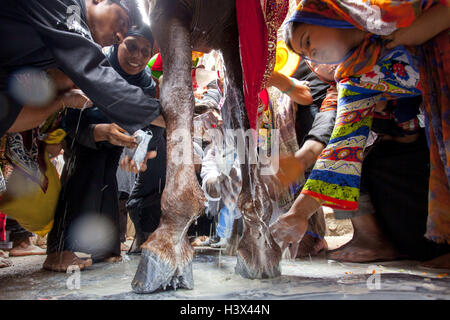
[290,23,353,64]
[117,36,152,75]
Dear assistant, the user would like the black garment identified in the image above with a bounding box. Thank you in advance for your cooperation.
[118,196,128,244]
[291,60,330,146]
[291,60,330,108]
[361,132,449,260]
[304,109,336,147]
[0,0,160,137]
[46,139,123,261]
[46,41,159,259]
[126,126,166,245]
[5,218,32,243]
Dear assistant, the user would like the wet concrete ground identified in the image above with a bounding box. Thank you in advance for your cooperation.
[1,239,449,300]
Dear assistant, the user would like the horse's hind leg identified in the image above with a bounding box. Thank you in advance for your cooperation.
[219,25,281,279]
[131,10,205,293]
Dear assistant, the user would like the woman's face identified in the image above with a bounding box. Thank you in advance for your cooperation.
[290,24,353,64]
[117,36,152,75]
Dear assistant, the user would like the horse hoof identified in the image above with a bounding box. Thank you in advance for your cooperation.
[132,249,194,294]
[235,251,281,279]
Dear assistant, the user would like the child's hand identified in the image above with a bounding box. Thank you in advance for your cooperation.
[46,143,62,158]
[383,3,450,50]
[382,27,423,49]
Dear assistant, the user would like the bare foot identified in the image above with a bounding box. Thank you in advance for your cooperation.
[327,214,400,263]
[43,251,93,272]
[296,233,328,258]
[421,253,450,270]
[102,255,122,263]
[0,257,12,268]
[120,242,130,252]
[9,238,46,257]
[0,249,9,259]
[191,236,210,247]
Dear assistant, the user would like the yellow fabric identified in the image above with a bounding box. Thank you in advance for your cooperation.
[43,128,66,145]
[0,151,60,236]
[274,40,300,77]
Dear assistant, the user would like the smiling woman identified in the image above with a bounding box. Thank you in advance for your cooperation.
[118,35,153,75]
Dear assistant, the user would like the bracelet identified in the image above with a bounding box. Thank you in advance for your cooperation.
[281,78,295,95]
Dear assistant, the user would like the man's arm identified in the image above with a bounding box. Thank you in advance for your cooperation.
[16,0,162,134]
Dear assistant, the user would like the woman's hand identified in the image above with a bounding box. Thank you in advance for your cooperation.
[119,151,158,173]
[93,123,137,148]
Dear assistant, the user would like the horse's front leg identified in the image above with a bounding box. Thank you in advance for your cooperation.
[132,13,205,293]
[220,29,281,280]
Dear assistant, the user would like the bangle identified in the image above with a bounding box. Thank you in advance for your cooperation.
[281,78,295,95]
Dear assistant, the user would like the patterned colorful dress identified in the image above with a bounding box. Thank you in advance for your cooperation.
[289,0,449,243]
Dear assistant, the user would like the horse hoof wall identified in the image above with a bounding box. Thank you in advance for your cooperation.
[235,252,281,279]
[132,249,194,294]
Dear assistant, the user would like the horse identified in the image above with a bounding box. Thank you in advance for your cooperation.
[131,0,289,293]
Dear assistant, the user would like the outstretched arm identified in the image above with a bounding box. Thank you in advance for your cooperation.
[268,71,313,105]
[384,3,450,49]
[16,0,162,134]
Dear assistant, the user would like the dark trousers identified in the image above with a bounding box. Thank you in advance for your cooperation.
[118,193,129,243]
[6,218,32,242]
[47,142,122,261]
[360,132,449,260]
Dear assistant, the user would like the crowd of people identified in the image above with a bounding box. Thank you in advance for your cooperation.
[0,0,449,275]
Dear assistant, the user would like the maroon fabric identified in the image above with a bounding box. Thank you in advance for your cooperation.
[236,0,268,130]
[0,213,6,242]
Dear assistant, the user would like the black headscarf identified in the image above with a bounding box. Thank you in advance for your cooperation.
[126,24,154,48]
[106,40,156,97]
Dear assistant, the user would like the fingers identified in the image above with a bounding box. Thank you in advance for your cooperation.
[129,160,138,173]
[137,151,157,173]
[381,33,397,49]
[119,155,129,171]
[108,124,136,148]
[289,241,300,260]
[139,161,147,172]
[280,240,290,255]
[276,154,305,187]
[120,155,138,173]
[113,134,136,148]
[145,150,157,160]
[63,89,93,109]
[112,123,126,133]
[269,216,305,259]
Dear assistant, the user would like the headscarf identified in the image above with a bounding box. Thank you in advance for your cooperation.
[286,0,431,211]
[106,39,156,97]
[126,24,154,48]
[286,0,441,80]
